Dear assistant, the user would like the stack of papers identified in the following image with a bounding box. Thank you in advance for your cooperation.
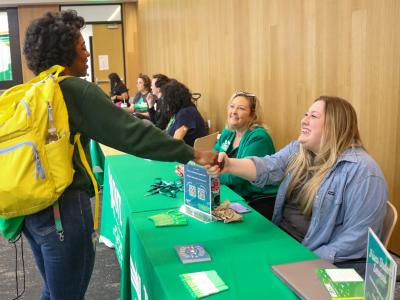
[316,268,364,300]
[179,270,228,298]
[148,210,188,227]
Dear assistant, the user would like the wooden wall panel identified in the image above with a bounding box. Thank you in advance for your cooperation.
[18,5,59,81]
[92,24,124,94]
[138,0,400,253]
[122,2,139,93]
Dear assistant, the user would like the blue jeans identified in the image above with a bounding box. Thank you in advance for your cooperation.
[23,190,95,300]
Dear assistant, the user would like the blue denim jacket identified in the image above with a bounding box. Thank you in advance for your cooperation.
[249,141,387,262]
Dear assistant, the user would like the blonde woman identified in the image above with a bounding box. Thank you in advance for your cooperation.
[207,96,387,274]
[213,91,278,219]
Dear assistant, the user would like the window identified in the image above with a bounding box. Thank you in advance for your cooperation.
[0,8,22,90]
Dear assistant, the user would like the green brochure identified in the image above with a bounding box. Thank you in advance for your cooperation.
[179,270,228,298]
[316,268,364,299]
[148,210,188,227]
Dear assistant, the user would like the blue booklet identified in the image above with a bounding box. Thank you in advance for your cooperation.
[175,243,211,264]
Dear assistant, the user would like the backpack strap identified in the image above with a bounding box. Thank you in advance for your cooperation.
[74,134,100,234]
[52,134,100,242]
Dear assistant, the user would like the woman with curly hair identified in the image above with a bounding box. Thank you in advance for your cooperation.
[22,10,216,299]
[161,79,207,146]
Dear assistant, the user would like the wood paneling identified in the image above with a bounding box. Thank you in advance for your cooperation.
[122,2,139,94]
[138,0,400,253]
[92,24,124,94]
[18,5,59,81]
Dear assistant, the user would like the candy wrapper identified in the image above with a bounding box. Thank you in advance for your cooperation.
[212,200,243,223]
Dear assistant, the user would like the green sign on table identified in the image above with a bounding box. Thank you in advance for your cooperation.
[364,228,397,300]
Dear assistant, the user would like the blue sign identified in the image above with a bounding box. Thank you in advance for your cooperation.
[182,162,219,223]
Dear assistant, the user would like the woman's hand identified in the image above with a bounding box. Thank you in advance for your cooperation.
[146,93,156,108]
[206,152,228,176]
[193,150,218,167]
[175,164,184,177]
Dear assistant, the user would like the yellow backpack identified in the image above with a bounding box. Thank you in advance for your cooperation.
[0,65,99,239]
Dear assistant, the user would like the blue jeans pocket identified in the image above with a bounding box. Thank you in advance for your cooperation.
[25,206,56,237]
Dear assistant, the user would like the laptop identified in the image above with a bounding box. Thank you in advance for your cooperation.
[272,258,336,300]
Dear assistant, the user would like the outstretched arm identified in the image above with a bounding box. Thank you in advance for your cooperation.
[207,152,257,181]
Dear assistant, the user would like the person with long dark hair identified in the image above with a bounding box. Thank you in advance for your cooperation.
[22,10,217,299]
[108,72,129,107]
[161,79,207,146]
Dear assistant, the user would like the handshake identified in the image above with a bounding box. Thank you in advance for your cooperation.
[192,150,226,175]
[175,151,228,178]
[193,150,224,169]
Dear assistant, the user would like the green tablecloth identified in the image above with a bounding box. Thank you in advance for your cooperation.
[126,209,317,299]
[100,154,317,299]
[90,140,105,186]
[100,155,245,283]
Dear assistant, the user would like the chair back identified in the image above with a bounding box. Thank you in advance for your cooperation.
[381,201,398,247]
[193,132,219,151]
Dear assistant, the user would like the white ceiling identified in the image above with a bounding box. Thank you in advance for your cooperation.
[0,0,136,8]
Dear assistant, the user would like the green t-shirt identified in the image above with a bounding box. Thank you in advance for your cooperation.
[134,95,148,112]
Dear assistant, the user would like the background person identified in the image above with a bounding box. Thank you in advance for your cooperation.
[126,73,151,119]
[22,10,217,300]
[161,79,207,146]
[108,72,129,107]
[207,96,387,275]
[213,91,278,219]
[146,73,170,129]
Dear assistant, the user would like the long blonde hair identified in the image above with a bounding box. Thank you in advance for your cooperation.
[286,96,363,216]
[226,91,265,130]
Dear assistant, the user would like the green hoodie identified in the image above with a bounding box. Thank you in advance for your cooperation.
[60,77,194,192]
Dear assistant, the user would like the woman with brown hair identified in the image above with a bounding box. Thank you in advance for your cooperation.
[127,73,151,119]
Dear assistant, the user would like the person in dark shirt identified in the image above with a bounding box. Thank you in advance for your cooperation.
[108,72,129,107]
[146,74,170,129]
[161,79,207,146]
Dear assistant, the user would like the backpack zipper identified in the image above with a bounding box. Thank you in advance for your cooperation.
[19,100,31,117]
[0,141,45,179]
[0,100,30,130]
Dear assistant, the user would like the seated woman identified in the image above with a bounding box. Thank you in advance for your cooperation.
[213,91,278,219]
[108,72,129,107]
[147,74,170,129]
[161,79,207,146]
[126,73,151,119]
[207,96,387,275]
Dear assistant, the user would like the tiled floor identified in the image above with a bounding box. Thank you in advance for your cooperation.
[1,235,399,299]
[0,236,120,299]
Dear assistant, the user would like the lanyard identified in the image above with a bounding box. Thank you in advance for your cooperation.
[165,115,176,133]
